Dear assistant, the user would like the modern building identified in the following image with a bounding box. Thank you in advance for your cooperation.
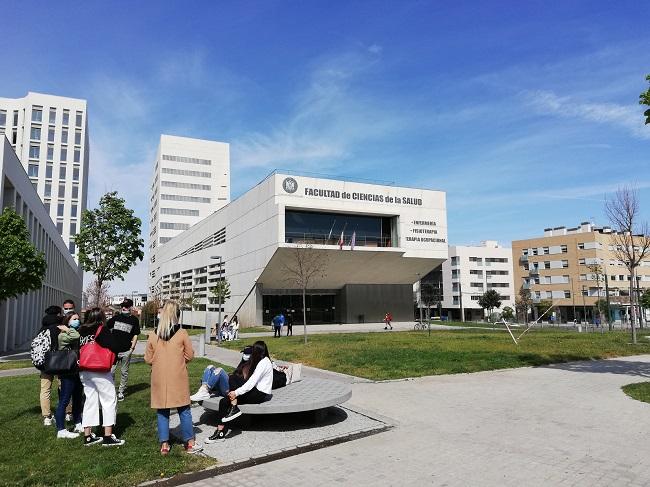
[0,92,89,258]
[512,222,650,323]
[0,138,82,353]
[149,172,448,326]
[441,241,514,321]
[148,135,230,252]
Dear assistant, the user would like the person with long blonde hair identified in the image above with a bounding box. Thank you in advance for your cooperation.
[145,301,201,455]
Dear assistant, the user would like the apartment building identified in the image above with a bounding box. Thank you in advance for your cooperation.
[512,222,650,323]
[0,92,89,258]
[148,135,230,253]
[441,241,514,321]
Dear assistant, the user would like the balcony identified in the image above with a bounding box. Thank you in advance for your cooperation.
[529,268,540,276]
[519,255,528,263]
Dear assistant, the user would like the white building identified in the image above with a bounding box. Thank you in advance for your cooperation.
[149,172,448,326]
[0,138,82,353]
[441,241,514,321]
[149,135,230,252]
[0,92,89,258]
[110,293,148,308]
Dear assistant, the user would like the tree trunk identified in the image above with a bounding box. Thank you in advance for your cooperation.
[95,278,103,307]
[302,289,307,344]
[629,275,637,344]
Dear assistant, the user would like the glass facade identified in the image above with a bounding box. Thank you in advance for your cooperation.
[285,210,394,247]
[263,294,337,325]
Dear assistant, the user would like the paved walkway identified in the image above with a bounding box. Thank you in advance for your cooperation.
[188,354,650,487]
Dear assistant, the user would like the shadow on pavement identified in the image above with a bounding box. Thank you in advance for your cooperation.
[543,359,650,378]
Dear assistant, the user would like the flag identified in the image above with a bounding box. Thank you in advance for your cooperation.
[338,229,344,250]
[327,219,336,242]
[350,231,356,250]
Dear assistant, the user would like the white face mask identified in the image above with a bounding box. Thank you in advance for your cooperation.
[63,308,75,315]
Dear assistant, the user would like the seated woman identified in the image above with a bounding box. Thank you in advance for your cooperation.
[204,341,273,443]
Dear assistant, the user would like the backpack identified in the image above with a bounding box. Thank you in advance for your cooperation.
[31,328,52,370]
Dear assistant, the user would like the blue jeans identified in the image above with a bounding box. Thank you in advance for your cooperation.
[201,366,229,396]
[157,405,193,443]
[55,374,82,430]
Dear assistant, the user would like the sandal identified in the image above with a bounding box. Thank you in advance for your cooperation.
[160,443,170,456]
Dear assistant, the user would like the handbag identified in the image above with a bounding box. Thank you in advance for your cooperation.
[44,348,78,375]
[79,325,116,372]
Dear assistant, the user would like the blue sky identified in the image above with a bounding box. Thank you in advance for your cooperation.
[1,1,649,294]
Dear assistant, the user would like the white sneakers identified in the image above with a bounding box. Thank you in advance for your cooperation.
[74,423,84,433]
[43,416,53,426]
[57,429,79,439]
[190,385,211,402]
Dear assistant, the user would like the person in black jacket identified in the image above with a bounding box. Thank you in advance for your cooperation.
[105,299,140,402]
[39,306,62,426]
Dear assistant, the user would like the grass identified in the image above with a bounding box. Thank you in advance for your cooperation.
[138,328,206,341]
[622,382,650,404]
[222,328,650,380]
[436,320,510,329]
[0,359,34,371]
[240,326,273,334]
[0,358,227,487]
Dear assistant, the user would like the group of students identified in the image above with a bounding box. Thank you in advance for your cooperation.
[37,298,140,446]
[211,315,240,342]
[271,312,293,337]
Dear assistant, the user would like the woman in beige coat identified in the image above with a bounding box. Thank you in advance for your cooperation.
[145,302,202,455]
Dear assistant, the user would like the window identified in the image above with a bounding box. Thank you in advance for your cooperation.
[561,260,569,268]
[56,221,63,233]
[543,261,550,269]
[11,128,17,144]
[72,166,80,181]
[543,247,549,255]
[161,167,211,178]
[71,185,79,199]
[74,130,81,145]
[469,270,483,276]
[60,147,67,161]
[57,203,64,217]
[47,145,54,161]
[29,144,40,159]
[75,111,82,127]
[45,164,53,179]
[532,248,538,256]
[28,164,39,177]
[30,126,41,140]
[578,258,585,265]
[48,127,55,142]
[561,245,568,253]
[58,183,65,197]
[162,154,211,166]
[44,201,50,213]
[32,107,42,122]
[61,128,68,144]
[578,242,585,250]
[160,222,190,230]
[451,256,459,266]
[69,242,76,254]
[159,236,172,244]
[73,148,80,163]
[71,204,77,218]
[62,110,69,126]
[0,110,5,126]
[44,182,51,197]
[160,194,211,203]
[70,222,77,235]
[59,165,67,179]
[160,180,211,191]
[160,207,200,216]
[49,108,56,124]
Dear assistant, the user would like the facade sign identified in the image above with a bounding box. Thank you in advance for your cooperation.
[282,177,298,193]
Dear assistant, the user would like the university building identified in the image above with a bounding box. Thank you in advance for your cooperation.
[0,92,89,259]
[0,138,82,352]
[440,241,514,321]
[149,172,448,326]
[512,222,650,323]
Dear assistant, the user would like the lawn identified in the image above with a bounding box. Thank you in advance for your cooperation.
[622,382,650,404]
[138,327,206,341]
[223,328,650,380]
[0,359,34,371]
[240,326,273,334]
[0,358,227,487]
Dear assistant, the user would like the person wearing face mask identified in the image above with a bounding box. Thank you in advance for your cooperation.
[62,299,76,316]
[105,299,140,402]
[54,312,84,439]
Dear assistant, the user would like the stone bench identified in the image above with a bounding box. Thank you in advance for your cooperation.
[201,378,352,421]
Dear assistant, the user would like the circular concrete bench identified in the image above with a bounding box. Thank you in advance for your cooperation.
[201,378,352,416]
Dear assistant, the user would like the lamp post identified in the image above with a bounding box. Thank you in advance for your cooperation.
[582,285,587,326]
[200,255,222,356]
[570,276,577,324]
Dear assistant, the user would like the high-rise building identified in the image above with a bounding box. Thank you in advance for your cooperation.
[512,222,650,323]
[0,92,89,258]
[148,135,230,253]
[441,241,515,321]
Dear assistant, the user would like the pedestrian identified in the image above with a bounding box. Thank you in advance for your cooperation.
[37,305,63,426]
[285,312,293,336]
[221,315,230,341]
[54,312,83,439]
[384,312,393,330]
[78,308,125,446]
[105,298,140,402]
[145,301,202,455]
[231,315,240,340]
[272,313,285,337]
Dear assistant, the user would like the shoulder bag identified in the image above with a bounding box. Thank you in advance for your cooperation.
[79,325,116,372]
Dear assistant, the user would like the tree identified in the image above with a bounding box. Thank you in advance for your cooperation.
[515,286,533,324]
[501,306,514,321]
[209,279,231,308]
[141,298,161,329]
[75,192,144,304]
[640,289,650,324]
[478,289,502,322]
[596,298,610,323]
[179,291,199,326]
[587,263,604,328]
[420,281,442,320]
[0,207,47,302]
[641,74,650,125]
[605,186,650,343]
[84,277,111,308]
[534,299,555,322]
[281,245,328,344]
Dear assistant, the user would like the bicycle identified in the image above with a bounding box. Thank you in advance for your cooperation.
[414,321,428,330]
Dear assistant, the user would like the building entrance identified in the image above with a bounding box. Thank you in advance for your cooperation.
[262,293,338,325]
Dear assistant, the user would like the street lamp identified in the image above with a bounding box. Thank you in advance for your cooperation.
[582,285,587,326]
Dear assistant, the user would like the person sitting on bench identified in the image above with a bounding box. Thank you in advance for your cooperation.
[204,341,273,443]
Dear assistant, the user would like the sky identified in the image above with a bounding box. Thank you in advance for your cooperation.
[1,1,649,295]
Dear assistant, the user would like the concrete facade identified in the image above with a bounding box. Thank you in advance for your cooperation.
[0,138,82,353]
[441,241,514,321]
[0,92,89,259]
[148,134,230,252]
[149,172,447,327]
